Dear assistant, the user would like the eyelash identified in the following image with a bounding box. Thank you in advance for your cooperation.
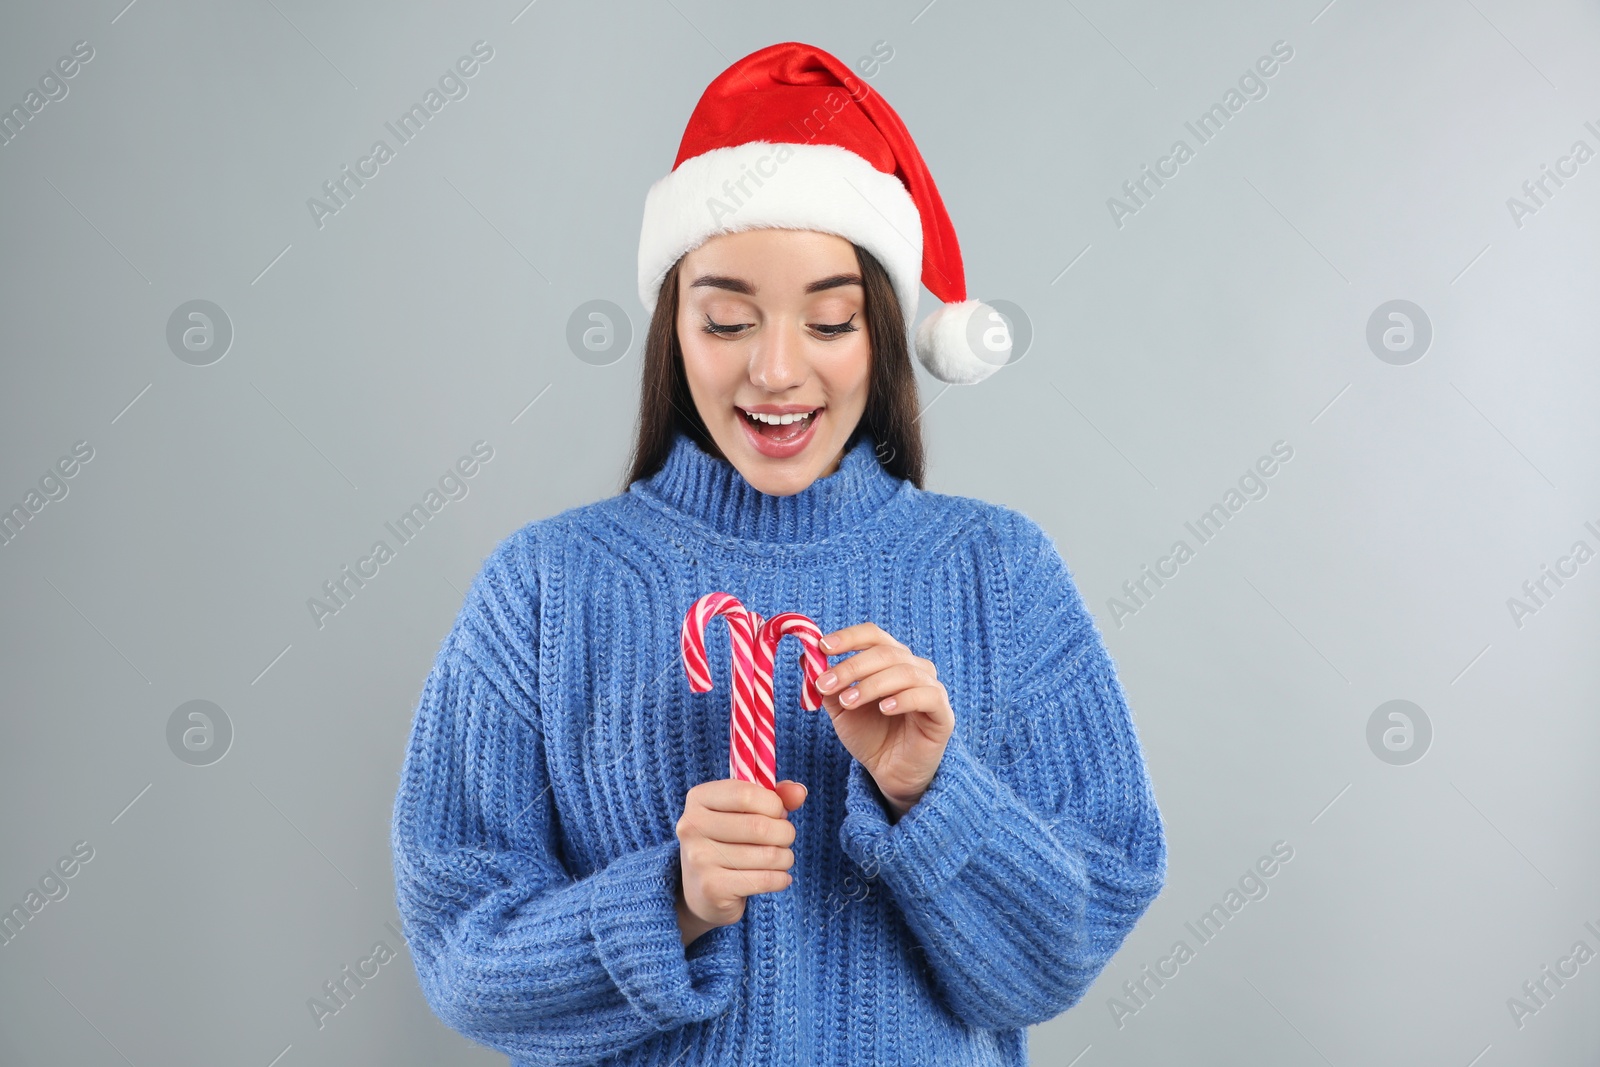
[701,312,859,338]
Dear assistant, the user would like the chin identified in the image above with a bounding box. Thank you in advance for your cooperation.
[721,415,840,496]
[739,466,816,497]
[727,448,823,497]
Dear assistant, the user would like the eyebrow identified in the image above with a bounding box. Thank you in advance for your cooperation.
[687,272,863,295]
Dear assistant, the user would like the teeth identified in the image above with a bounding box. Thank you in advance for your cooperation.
[744,409,817,425]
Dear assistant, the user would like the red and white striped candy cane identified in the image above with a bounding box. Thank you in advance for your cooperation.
[755,612,828,713]
[681,592,765,785]
[682,593,827,791]
[743,612,827,789]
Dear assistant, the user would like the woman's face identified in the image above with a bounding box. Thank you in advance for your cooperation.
[676,228,872,496]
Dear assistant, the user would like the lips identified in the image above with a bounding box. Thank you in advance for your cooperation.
[737,405,823,459]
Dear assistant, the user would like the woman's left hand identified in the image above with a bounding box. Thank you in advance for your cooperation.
[815,623,954,820]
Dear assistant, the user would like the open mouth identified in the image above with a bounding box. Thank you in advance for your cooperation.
[739,407,822,444]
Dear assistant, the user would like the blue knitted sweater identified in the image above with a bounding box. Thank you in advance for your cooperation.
[390,430,1167,1066]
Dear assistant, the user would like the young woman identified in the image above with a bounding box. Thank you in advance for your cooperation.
[391,41,1166,1067]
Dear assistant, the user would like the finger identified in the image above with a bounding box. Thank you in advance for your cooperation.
[817,644,912,696]
[819,622,908,655]
[831,663,939,711]
[869,684,954,726]
[825,663,934,714]
[691,778,789,820]
[707,867,793,899]
[681,837,796,873]
[774,780,808,812]
[694,843,793,904]
[682,807,797,848]
[676,812,792,900]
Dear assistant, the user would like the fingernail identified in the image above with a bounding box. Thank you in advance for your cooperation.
[820,636,833,650]
[818,671,837,690]
[881,697,897,711]
[840,688,858,705]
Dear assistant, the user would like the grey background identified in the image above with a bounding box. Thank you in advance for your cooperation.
[2,0,1597,1064]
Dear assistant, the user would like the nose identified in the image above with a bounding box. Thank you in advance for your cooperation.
[747,317,806,393]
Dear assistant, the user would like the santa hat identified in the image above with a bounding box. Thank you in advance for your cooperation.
[637,41,1010,385]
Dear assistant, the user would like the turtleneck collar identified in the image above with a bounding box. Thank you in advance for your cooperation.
[630,430,907,546]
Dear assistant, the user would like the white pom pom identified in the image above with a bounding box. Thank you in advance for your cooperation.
[913,299,1012,385]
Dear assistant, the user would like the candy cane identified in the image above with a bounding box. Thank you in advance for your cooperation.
[681,591,755,695]
[682,593,827,791]
[682,592,764,785]
[755,612,828,713]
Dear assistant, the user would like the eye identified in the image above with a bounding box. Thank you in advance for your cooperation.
[702,313,749,337]
[813,312,860,338]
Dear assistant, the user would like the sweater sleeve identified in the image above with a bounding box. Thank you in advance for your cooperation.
[837,508,1167,1031]
[390,535,743,1065]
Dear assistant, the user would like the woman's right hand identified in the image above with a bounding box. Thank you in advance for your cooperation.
[675,778,807,946]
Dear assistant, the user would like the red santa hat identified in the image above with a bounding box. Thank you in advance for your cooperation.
[637,41,1011,385]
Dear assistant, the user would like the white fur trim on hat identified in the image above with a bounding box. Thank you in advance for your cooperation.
[637,142,923,337]
[914,298,1011,385]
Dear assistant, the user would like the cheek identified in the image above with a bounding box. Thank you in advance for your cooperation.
[819,333,873,395]
[678,330,734,397]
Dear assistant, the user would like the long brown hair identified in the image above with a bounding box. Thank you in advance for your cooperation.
[622,240,926,491]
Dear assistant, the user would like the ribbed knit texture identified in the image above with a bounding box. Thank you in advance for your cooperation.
[390,430,1167,1066]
